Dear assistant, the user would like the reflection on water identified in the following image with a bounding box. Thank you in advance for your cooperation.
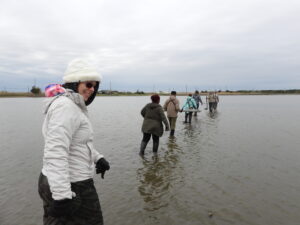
[208,110,219,119]
[137,138,183,212]
[182,121,200,138]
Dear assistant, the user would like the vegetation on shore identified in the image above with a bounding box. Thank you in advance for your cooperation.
[1,89,299,98]
[0,85,43,97]
[224,89,300,95]
[0,92,44,98]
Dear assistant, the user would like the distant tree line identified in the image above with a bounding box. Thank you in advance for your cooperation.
[236,89,300,94]
[98,89,146,95]
[30,86,41,95]
[201,89,300,94]
[2,87,300,97]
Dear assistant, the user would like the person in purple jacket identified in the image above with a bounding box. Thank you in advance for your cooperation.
[192,90,203,116]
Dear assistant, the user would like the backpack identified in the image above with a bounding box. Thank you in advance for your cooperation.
[187,98,194,109]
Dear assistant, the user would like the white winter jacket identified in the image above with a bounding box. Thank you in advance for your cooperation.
[42,91,103,200]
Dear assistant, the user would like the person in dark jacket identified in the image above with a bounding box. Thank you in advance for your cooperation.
[140,94,170,156]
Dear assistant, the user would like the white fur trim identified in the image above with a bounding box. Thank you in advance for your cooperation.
[63,74,101,83]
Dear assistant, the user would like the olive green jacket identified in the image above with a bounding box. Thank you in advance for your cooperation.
[141,103,170,137]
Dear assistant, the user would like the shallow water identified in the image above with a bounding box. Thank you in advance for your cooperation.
[0,95,300,225]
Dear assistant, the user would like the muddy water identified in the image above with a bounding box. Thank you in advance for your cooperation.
[0,95,299,225]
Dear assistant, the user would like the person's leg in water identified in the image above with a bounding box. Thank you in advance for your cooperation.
[214,102,218,110]
[171,117,177,136]
[170,129,175,136]
[194,103,199,116]
[168,117,173,135]
[184,112,188,123]
[152,134,159,155]
[140,133,151,156]
[168,117,177,136]
[209,102,213,113]
[188,112,193,123]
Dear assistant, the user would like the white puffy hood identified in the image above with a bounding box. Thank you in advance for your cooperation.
[43,90,87,115]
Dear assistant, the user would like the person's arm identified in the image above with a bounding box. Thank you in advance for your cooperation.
[192,98,197,109]
[44,100,80,200]
[88,143,109,179]
[141,105,146,117]
[159,107,170,130]
[163,100,168,111]
[88,143,104,164]
[181,100,188,111]
[175,99,180,112]
[199,96,203,105]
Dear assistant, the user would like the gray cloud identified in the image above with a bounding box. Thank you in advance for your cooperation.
[0,0,299,92]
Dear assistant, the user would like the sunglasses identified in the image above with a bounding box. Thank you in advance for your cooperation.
[85,82,97,89]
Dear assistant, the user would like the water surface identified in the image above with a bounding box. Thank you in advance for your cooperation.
[0,95,300,225]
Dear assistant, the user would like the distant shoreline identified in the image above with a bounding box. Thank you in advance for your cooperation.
[1,90,300,98]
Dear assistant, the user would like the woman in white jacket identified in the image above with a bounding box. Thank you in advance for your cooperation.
[38,59,110,225]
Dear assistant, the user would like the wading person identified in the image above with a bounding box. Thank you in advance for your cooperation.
[38,59,110,225]
[140,94,170,156]
[206,91,219,113]
[163,91,180,137]
[213,92,219,110]
[182,93,197,123]
[192,90,203,116]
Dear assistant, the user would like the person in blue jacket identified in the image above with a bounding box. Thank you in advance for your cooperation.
[192,90,203,116]
[181,94,197,123]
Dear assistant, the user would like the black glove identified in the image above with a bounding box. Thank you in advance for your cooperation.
[96,158,110,179]
[48,197,80,218]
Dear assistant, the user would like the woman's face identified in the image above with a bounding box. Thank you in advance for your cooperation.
[78,81,97,101]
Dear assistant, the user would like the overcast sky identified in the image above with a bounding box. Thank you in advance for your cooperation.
[1,0,299,92]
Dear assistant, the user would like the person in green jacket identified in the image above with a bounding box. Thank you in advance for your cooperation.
[140,94,170,156]
[182,94,197,123]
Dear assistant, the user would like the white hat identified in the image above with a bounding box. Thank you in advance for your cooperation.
[63,58,102,83]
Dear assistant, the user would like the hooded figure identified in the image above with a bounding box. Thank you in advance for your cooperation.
[140,94,170,156]
[39,58,109,225]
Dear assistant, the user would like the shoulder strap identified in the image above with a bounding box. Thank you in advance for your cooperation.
[169,100,176,107]
[187,98,192,106]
